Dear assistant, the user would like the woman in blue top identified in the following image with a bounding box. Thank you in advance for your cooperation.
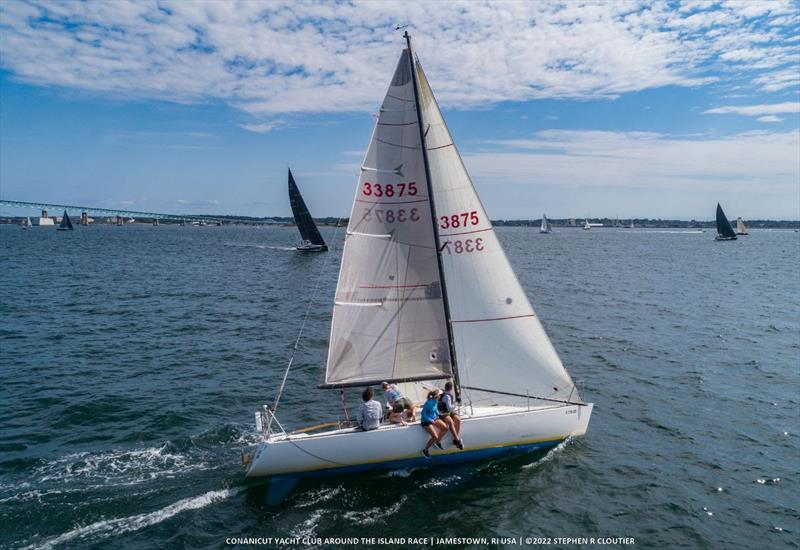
[420,389,449,458]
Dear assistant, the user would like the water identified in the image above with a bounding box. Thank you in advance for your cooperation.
[1,225,798,549]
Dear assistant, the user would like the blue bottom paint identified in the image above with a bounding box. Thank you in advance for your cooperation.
[295,439,562,479]
[263,439,564,504]
[266,476,299,505]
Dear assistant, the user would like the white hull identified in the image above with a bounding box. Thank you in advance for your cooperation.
[246,403,592,478]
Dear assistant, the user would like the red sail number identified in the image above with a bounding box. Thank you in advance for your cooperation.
[440,210,479,229]
[363,208,421,223]
[440,238,485,254]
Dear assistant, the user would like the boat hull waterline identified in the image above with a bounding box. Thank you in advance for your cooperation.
[246,403,592,479]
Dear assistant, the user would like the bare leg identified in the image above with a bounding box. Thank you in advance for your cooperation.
[443,416,460,441]
[408,404,417,422]
[433,419,449,442]
[423,424,439,450]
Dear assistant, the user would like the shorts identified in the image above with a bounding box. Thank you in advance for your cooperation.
[391,402,405,414]
[439,412,455,418]
[421,420,434,427]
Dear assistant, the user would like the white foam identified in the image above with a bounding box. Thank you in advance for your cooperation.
[290,509,326,538]
[522,437,573,469]
[342,495,407,525]
[32,445,209,487]
[295,486,343,508]
[25,488,235,550]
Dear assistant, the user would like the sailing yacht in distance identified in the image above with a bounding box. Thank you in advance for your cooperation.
[736,217,749,235]
[540,213,552,234]
[57,210,73,231]
[715,203,737,241]
[244,33,592,503]
[288,168,328,252]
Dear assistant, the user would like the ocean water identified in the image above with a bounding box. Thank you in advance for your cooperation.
[1,224,798,549]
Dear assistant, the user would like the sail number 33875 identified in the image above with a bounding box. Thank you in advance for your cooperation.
[362,181,417,197]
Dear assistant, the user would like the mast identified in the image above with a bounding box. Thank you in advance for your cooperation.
[404,31,462,402]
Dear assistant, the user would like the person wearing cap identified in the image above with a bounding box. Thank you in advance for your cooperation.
[381,382,417,423]
[420,389,448,458]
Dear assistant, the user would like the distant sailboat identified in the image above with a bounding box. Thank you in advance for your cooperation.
[714,203,737,241]
[57,210,73,231]
[736,217,749,235]
[629,220,634,229]
[583,218,591,230]
[288,168,328,252]
[21,217,31,230]
[540,213,552,234]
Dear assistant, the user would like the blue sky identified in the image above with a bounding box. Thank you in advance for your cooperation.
[1,0,798,220]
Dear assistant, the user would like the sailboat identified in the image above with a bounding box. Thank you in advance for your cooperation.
[57,210,73,231]
[243,34,592,502]
[583,218,591,230]
[735,217,749,235]
[21,217,31,230]
[540,213,552,234]
[715,203,737,241]
[288,168,328,252]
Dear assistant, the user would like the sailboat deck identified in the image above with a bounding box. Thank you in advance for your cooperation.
[269,404,569,443]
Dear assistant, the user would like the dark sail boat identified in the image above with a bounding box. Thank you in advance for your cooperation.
[288,168,327,251]
[714,203,737,241]
[57,210,74,231]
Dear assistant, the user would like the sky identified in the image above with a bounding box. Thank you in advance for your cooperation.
[0,0,798,220]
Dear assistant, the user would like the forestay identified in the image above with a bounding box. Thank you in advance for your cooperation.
[415,61,579,406]
[323,49,452,388]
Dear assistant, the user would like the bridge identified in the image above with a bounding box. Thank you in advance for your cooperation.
[0,199,277,225]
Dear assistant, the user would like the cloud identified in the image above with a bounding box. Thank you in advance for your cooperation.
[466,129,800,196]
[757,115,783,122]
[0,0,797,129]
[703,102,800,116]
[239,121,285,134]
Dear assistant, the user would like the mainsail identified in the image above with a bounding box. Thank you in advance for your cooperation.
[716,203,736,239]
[323,49,452,388]
[59,210,73,230]
[288,169,327,248]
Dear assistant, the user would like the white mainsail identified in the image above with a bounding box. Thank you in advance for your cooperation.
[415,62,578,406]
[324,50,452,387]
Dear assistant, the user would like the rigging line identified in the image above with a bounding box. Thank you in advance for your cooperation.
[267,218,346,434]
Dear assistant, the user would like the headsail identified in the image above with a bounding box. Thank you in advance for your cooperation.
[322,48,452,388]
[414,59,578,406]
[716,203,736,239]
[288,169,327,249]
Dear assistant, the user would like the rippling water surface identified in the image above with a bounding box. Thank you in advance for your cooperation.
[1,225,798,549]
